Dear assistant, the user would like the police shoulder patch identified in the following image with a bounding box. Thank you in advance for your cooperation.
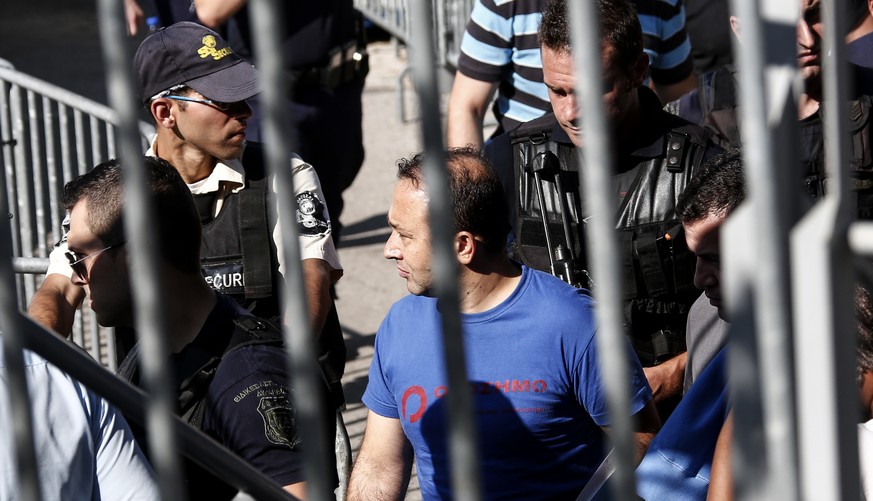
[257,394,300,448]
[295,191,330,236]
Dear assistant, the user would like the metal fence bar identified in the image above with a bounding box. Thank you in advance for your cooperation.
[248,1,336,498]
[565,2,637,499]
[0,110,42,501]
[727,0,802,496]
[95,0,186,499]
[1,59,154,367]
[408,2,483,499]
[42,97,62,244]
[11,84,30,304]
[791,0,862,496]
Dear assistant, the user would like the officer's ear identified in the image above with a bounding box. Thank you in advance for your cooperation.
[730,16,742,42]
[455,231,477,265]
[150,98,176,130]
[630,51,650,89]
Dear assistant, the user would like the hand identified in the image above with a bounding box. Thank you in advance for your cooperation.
[124,0,145,36]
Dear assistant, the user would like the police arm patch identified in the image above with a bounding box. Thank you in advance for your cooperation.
[295,191,331,236]
[257,394,300,448]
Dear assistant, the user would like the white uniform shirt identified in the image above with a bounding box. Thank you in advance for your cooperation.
[47,140,343,283]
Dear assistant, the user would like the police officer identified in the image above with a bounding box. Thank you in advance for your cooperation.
[195,0,368,247]
[28,22,348,408]
[486,0,722,416]
[665,0,873,218]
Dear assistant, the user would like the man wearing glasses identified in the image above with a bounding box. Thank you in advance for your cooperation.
[28,22,347,410]
[62,156,335,499]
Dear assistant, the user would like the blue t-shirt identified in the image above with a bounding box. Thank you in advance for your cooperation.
[636,347,729,500]
[363,266,653,500]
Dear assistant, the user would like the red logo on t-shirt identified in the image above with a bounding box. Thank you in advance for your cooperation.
[402,385,427,423]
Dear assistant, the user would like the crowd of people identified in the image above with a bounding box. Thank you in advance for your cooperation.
[4,0,873,499]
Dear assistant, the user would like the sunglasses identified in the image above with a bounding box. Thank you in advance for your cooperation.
[161,95,238,112]
[65,243,124,280]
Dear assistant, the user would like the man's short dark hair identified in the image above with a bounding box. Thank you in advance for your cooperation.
[396,146,511,254]
[677,149,746,225]
[539,0,644,73]
[63,157,202,274]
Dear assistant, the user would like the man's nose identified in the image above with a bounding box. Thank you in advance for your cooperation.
[561,95,579,123]
[384,232,401,260]
[797,19,816,48]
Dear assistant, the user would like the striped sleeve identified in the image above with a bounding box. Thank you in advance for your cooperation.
[634,0,694,85]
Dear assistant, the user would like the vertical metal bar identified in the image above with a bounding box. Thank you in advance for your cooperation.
[791,0,860,496]
[74,109,88,174]
[407,1,483,499]
[7,85,31,295]
[248,1,334,499]
[42,97,61,249]
[564,2,636,499]
[107,123,116,158]
[0,98,42,501]
[28,92,48,261]
[726,0,801,496]
[60,104,76,184]
[89,115,103,166]
[95,0,186,499]
[0,77,25,304]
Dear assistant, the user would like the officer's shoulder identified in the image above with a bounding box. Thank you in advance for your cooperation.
[661,110,715,148]
[511,112,559,142]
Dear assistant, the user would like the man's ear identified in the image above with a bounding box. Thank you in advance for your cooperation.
[729,16,741,42]
[455,231,477,265]
[630,51,650,88]
[150,99,176,129]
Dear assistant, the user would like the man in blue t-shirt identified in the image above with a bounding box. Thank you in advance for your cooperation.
[346,147,660,500]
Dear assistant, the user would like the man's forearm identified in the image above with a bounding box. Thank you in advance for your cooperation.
[346,412,413,501]
[346,455,411,501]
[445,73,498,149]
[27,274,84,337]
[301,259,332,335]
[446,107,486,149]
[643,351,687,403]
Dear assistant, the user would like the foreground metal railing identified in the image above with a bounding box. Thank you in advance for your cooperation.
[0,58,153,370]
[4,0,873,499]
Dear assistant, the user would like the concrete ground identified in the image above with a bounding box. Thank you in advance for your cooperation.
[1,2,435,498]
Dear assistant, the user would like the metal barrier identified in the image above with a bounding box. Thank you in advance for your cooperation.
[354,0,476,68]
[2,0,872,499]
[355,0,474,123]
[0,58,153,370]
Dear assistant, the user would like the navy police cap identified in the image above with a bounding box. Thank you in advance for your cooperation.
[134,21,261,104]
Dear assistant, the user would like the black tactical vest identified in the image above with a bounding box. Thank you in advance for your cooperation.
[666,66,873,218]
[195,142,347,408]
[510,117,711,366]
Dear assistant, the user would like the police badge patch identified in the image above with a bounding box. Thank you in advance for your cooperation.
[295,192,330,236]
[257,395,300,448]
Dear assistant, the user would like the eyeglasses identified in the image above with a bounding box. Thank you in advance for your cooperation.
[65,243,124,281]
[161,95,237,112]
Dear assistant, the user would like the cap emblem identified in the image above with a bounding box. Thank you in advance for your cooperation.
[197,35,233,60]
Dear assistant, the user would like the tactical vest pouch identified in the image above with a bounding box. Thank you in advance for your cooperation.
[511,127,587,287]
[623,221,697,301]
